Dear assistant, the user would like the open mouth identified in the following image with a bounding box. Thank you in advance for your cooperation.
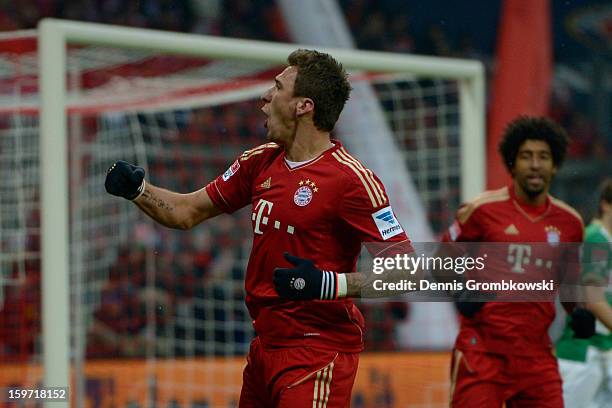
[261,108,269,129]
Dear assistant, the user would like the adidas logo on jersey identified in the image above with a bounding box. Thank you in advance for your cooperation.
[504,224,519,235]
[260,177,271,189]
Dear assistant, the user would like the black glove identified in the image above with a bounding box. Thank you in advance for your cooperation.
[273,253,338,300]
[570,308,596,339]
[105,160,145,200]
[454,289,494,318]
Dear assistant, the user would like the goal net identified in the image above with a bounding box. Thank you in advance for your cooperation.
[0,21,483,407]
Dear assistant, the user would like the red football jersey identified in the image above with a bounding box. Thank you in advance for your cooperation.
[445,185,584,356]
[206,141,411,352]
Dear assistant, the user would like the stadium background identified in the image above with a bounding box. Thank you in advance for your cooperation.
[0,0,610,407]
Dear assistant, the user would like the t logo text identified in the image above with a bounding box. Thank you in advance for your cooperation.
[253,199,274,235]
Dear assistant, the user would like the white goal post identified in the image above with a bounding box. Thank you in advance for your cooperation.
[37,18,485,406]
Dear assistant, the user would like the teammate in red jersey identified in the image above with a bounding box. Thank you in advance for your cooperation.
[444,116,593,407]
[105,49,412,407]
[275,116,595,407]
[417,116,593,407]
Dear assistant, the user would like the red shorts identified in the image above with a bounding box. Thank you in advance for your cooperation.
[450,349,563,408]
[239,337,359,408]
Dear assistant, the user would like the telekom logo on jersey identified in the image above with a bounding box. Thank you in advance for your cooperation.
[507,244,553,273]
[252,199,295,235]
[508,244,532,273]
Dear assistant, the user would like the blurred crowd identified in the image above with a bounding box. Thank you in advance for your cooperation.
[0,0,287,40]
[2,0,605,157]
[0,0,609,360]
[87,217,252,359]
[0,103,264,361]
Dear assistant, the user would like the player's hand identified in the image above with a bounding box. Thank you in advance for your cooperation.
[570,308,596,339]
[273,253,338,301]
[454,289,494,318]
[105,160,145,200]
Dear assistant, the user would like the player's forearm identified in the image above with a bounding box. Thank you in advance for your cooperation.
[274,253,423,300]
[133,183,210,230]
[587,301,612,331]
[584,285,612,331]
[345,272,365,297]
[344,267,423,298]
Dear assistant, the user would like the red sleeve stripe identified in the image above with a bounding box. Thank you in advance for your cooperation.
[213,181,231,208]
[337,147,387,206]
[458,187,509,224]
[550,197,584,227]
[339,147,386,203]
[332,152,378,208]
[332,152,377,207]
[240,142,279,161]
[240,149,266,162]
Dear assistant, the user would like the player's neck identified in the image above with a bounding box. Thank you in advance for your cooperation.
[285,129,333,161]
[601,214,612,237]
[512,181,548,206]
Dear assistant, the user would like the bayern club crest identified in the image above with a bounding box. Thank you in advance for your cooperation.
[545,225,561,245]
[294,179,318,207]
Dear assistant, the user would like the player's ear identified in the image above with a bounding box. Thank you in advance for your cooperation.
[296,98,314,116]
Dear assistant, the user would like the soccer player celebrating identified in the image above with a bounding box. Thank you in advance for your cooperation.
[442,116,594,407]
[556,179,612,408]
[274,115,595,407]
[105,49,412,408]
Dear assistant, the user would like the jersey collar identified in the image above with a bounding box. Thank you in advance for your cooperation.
[509,184,551,222]
[282,140,341,172]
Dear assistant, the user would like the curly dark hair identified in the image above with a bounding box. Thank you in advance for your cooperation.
[287,49,351,132]
[498,116,569,171]
[597,178,612,218]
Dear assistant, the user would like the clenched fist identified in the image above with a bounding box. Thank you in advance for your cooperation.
[105,160,145,200]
